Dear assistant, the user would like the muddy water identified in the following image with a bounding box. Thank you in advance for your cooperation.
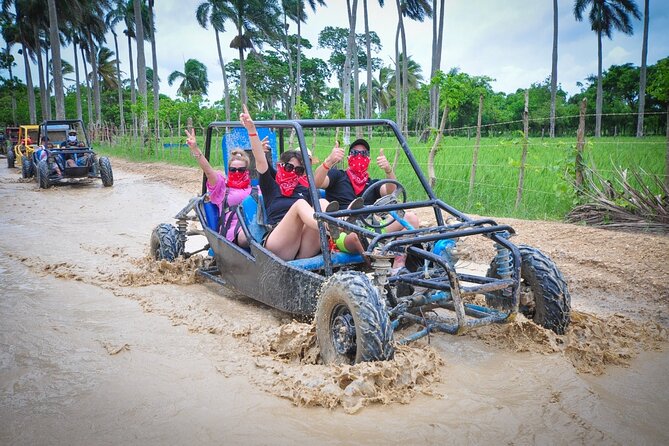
[1,163,668,445]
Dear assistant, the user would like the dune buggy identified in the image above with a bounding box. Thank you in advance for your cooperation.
[6,125,38,172]
[33,119,113,188]
[151,119,570,365]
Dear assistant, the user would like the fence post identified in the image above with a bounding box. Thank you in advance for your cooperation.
[575,98,587,190]
[665,103,669,190]
[515,90,529,210]
[468,93,484,205]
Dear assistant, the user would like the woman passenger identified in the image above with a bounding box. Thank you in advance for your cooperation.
[185,128,252,248]
[237,105,332,261]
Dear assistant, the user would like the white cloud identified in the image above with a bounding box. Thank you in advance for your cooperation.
[3,0,667,103]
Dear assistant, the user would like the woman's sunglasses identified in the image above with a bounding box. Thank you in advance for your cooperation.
[281,163,306,176]
[350,149,369,157]
[228,166,247,173]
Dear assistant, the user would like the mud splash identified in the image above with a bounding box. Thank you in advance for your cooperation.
[470,311,666,374]
[247,321,444,414]
[115,256,205,286]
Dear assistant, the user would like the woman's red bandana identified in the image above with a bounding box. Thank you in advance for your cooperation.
[227,170,250,189]
[275,164,300,196]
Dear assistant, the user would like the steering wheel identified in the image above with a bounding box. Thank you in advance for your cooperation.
[359,179,407,229]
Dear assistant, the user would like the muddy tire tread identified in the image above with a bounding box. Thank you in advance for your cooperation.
[316,271,394,364]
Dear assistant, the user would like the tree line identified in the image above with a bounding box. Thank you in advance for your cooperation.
[0,0,667,138]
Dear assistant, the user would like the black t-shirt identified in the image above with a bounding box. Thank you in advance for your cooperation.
[324,168,381,208]
[259,166,312,225]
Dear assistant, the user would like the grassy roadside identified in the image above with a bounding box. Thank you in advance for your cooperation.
[97,133,666,221]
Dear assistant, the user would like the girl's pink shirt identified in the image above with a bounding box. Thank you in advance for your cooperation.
[207,171,252,241]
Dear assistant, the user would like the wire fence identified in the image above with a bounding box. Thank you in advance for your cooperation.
[94,109,668,220]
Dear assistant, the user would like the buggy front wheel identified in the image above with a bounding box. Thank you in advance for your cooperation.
[99,157,113,187]
[21,156,33,178]
[316,271,394,365]
[7,149,15,168]
[150,223,184,261]
[38,159,50,189]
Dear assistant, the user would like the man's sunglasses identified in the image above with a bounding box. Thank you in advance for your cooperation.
[228,166,247,173]
[281,163,306,176]
[350,149,369,157]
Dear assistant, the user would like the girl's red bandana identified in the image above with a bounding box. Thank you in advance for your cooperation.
[226,170,250,189]
[275,164,300,196]
[346,154,370,195]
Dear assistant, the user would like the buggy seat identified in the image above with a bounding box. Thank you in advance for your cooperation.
[237,194,364,271]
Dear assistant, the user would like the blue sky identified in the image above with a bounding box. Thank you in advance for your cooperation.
[4,0,669,102]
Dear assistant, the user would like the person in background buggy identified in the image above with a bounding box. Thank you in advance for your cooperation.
[35,136,63,177]
[60,129,89,167]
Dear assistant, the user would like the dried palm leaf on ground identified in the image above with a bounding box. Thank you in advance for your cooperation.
[566,165,669,233]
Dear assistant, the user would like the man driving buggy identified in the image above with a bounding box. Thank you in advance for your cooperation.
[314,138,420,266]
[60,129,89,167]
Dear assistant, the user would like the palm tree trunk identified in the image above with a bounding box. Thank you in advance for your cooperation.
[47,0,65,119]
[595,29,603,137]
[112,32,125,135]
[127,32,137,136]
[133,0,148,134]
[394,23,401,131]
[238,45,247,105]
[214,29,230,121]
[363,0,372,122]
[636,0,649,138]
[34,27,48,121]
[550,0,558,138]
[296,11,302,101]
[45,46,51,119]
[80,45,94,125]
[283,11,295,117]
[149,0,159,134]
[73,41,82,121]
[343,0,358,143]
[430,0,444,128]
[6,43,17,124]
[86,30,102,126]
[21,43,36,124]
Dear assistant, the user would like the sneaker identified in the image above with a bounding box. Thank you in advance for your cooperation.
[325,201,339,213]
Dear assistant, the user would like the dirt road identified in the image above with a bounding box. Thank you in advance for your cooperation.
[1,159,668,445]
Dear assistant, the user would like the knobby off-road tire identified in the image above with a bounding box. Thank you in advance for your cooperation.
[486,245,570,334]
[316,271,394,365]
[21,156,33,178]
[99,157,113,187]
[7,149,15,168]
[38,159,50,189]
[150,223,184,261]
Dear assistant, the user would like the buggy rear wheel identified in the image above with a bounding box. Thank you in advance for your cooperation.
[7,148,15,168]
[150,223,184,261]
[316,271,394,364]
[38,159,50,189]
[486,245,570,334]
[21,156,33,178]
[99,157,113,187]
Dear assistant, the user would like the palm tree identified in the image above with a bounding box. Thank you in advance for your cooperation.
[167,58,210,100]
[0,14,18,123]
[550,0,558,137]
[94,46,119,89]
[294,0,325,103]
[48,59,74,90]
[47,0,65,118]
[148,0,159,132]
[343,0,358,132]
[105,1,127,134]
[133,0,148,133]
[388,53,423,90]
[81,0,111,126]
[636,0,648,137]
[196,0,231,120]
[218,0,281,105]
[574,0,641,137]
[429,0,444,128]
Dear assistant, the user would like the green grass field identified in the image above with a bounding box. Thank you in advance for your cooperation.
[97,131,666,221]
